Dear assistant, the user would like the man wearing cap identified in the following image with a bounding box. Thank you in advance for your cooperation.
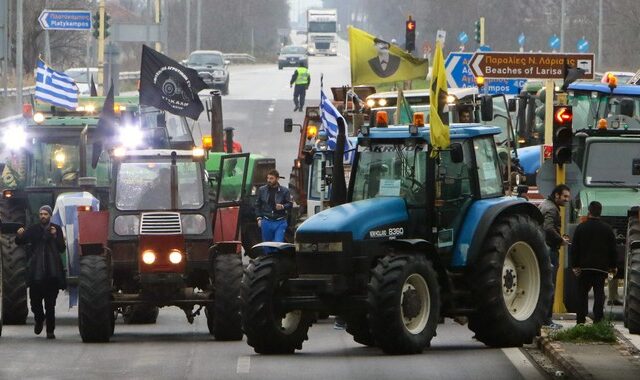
[15,205,66,339]
[368,38,401,78]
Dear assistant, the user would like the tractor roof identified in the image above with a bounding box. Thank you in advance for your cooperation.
[26,95,140,127]
[568,82,640,96]
[362,124,501,142]
[116,149,205,161]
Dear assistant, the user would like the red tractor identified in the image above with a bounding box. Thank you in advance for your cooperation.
[75,148,249,342]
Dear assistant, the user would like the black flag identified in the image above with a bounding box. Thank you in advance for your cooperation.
[90,75,98,96]
[92,84,116,168]
[139,45,207,120]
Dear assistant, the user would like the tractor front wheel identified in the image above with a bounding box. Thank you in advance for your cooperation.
[1,239,28,325]
[78,255,112,342]
[208,253,243,340]
[625,215,640,333]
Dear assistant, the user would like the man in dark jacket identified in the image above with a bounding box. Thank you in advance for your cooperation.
[570,201,617,324]
[15,205,66,339]
[255,169,292,244]
[538,184,571,329]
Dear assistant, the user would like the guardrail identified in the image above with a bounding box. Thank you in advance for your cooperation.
[223,53,256,63]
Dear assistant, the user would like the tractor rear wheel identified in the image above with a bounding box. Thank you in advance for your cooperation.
[625,215,640,333]
[123,305,159,324]
[208,253,243,340]
[241,255,314,354]
[368,254,440,354]
[469,214,552,347]
[78,255,112,342]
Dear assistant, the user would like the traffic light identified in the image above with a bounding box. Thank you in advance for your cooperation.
[91,10,110,39]
[405,16,416,52]
[552,105,573,165]
[474,17,485,44]
[104,12,111,38]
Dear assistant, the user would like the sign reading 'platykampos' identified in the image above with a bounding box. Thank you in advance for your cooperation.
[469,52,595,80]
[38,9,92,31]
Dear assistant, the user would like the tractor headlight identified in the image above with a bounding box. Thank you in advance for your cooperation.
[114,215,140,235]
[169,249,183,264]
[366,99,376,108]
[142,250,156,264]
[119,125,144,148]
[181,214,206,234]
[2,125,27,150]
[378,98,387,106]
[295,242,343,253]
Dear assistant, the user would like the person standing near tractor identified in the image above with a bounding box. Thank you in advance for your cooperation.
[290,62,310,112]
[538,184,571,330]
[15,205,66,339]
[255,169,292,244]
[570,201,618,324]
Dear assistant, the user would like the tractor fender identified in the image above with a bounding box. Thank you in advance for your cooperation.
[453,197,543,267]
[211,241,244,255]
[379,238,436,256]
[249,242,296,257]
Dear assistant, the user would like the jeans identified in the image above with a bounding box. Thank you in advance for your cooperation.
[261,219,288,248]
[30,281,59,333]
[547,249,559,323]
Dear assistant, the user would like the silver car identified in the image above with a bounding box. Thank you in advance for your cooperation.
[278,45,308,70]
[185,50,230,95]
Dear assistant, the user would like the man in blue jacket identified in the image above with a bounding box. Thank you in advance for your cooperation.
[255,169,292,244]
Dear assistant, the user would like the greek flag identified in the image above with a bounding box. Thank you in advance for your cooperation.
[35,59,79,110]
[320,88,355,164]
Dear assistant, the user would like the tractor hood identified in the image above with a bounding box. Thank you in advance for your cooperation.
[578,188,640,217]
[296,197,408,241]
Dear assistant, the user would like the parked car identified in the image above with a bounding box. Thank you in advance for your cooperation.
[64,68,98,95]
[278,45,308,70]
[185,50,230,95]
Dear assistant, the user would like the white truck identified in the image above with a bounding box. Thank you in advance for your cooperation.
[306,8,338,56]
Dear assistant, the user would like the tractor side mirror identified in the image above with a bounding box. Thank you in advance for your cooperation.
[284,118,293,133]
[480,95,494,122]
[450,143,464,163]
[507,98,517,112]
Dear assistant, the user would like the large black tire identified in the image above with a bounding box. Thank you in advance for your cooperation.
[123,305,159,324]
[1,238,28,325]
[468,214,552,347]
[368,254,440,354]
[345,312,375,347]
[625,216,640,333]
[78,255,112,343]
[241,255,314,354]
[207,253,243,340]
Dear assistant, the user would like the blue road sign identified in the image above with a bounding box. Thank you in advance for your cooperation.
[548,34,560,50]
[478,45,492,52]
[38,10,92,31]
[445,52,525,95]
[577,37,589,53]
[484,78,527,95]
[458,32,469,45]
[518,33,526,47]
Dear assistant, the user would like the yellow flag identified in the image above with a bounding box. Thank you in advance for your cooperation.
[349,26,428,85]
[429,41,450,155]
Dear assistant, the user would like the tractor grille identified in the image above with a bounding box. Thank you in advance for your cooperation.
[140,212,182,235]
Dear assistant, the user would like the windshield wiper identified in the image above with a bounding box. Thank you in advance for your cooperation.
[590,180,639,191]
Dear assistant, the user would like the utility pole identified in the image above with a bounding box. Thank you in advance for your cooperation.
[196,0,201,50]
[1,0,7,97]
[185,0,191,55]
[98,0,106,94]
[44,0,51,62]
[16,0,23,111]
[154,0,161,52]
[597,0,603,70]
[560,0,566,52]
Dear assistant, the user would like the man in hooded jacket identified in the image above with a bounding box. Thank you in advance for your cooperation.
[15,205,66,339]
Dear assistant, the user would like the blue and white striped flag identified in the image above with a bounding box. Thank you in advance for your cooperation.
[320,88,355,164]
[35,59,78,110]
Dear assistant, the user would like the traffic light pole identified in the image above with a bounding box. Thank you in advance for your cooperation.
[98,0,105,94]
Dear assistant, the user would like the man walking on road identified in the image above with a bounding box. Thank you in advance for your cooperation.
[290,62,310,112]
[255,169,293,244]
[539,184,571,329]
[570,201,617,324]
[15,205,67,339]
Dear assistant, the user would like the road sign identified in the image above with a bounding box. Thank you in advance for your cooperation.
[458,32,468,45]
[518,33,525,47]
[436,30,446,45]
[469,52,595,79]
[548,34,560,50]
[577,37,589,53]
[445,52,525,95]
[38,10,92,31]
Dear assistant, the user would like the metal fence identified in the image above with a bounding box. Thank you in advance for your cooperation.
[223,53,256,63]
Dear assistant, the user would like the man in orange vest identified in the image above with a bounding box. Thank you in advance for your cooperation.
[223,127,243,153]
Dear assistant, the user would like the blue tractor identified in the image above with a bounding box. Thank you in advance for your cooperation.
[241,114,553,354]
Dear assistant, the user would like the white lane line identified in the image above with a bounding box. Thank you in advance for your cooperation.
[268,97,277,113]
[501,348,546,380]
[236,356,251,374]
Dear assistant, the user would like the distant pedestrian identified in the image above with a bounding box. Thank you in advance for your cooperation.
[255,169,292,244]
[223,126,243,153]
[15,205,66,339]
[290,62,310,112]
[538,184,571,329]
[570,201,617,324]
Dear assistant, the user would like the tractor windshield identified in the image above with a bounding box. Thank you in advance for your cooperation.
[116,160,204,210]
[584,140,640,188]
[352,143,428,206]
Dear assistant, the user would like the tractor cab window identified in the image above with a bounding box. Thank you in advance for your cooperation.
[116,161,204,210]
[352,143,428,206]
[28,141,80,187]
[474,136,503,198]
[584,140,640,188]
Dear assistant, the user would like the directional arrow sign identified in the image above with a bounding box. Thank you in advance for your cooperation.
[469,52,595,79]
[38,9,92,31]
[458,32,469,45]
[518,33,526,47]
[577,38,589,53]
[548,34,560,50]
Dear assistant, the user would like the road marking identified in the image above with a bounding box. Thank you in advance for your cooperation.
[501,348,546,380]
[236,356,251,374]
[268,97,277,113]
